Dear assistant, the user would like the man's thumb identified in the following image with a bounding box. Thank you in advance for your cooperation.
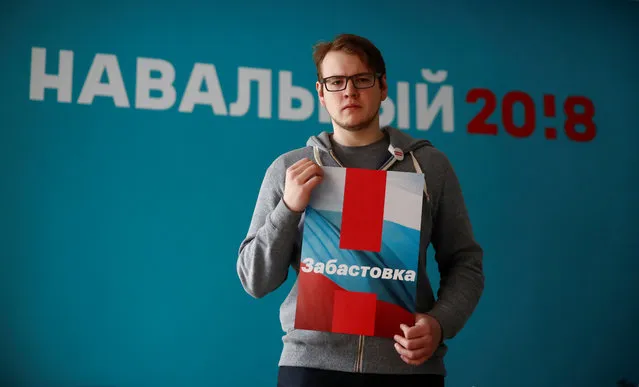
[400,323,410,337]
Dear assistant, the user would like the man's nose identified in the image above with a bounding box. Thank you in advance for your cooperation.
[343,79,359,97]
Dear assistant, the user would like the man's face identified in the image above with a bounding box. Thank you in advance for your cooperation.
[316,50,387,132]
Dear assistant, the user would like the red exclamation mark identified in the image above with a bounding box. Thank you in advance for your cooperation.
[544,94,557,140]
[339,168,387,252]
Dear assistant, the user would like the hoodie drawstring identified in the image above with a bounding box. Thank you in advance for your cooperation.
[313,146,323,166]
[410,151,431,203]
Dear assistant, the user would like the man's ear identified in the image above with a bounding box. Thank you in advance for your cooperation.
[316,81,325,107]
[380,74,388,101]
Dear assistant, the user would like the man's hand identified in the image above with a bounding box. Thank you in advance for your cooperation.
[283,158,324,213]
[393,313,442,366]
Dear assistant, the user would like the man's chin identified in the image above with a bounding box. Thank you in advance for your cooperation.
[342,124,367,132]
[336,117,375,132]
[332,107,380,132]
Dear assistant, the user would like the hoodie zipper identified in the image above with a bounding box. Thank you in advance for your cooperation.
[325,148,367,372]
[355,335,365,372]
[326,148,400,373]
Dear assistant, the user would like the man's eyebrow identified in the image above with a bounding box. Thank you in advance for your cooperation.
[324,72,369,78]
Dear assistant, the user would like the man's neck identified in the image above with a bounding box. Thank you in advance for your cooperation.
[332,124,384,147]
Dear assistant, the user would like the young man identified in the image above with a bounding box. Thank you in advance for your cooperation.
[237,34,484,387]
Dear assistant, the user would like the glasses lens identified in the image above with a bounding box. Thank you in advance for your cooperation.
[353,74,375,88]
[325,76,346,91]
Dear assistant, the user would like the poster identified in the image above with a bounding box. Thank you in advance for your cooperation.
[295,166,425,338]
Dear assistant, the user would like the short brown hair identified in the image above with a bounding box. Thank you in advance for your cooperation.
[312,34,386,81]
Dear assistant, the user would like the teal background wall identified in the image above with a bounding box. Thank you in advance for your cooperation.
[1,1,638,386]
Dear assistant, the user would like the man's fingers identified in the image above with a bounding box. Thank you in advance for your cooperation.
[400,324,427,340]
[295,163,323,185]
[394,334,427,351]
[394,343,429,361]
[394,323,435,366]
[304,175,323,190]
[393,334,408,349]
[288,158,314,176]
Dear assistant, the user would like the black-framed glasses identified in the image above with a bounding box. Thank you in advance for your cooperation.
[319,72,382,92]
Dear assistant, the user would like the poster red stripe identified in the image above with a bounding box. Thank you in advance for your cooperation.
[339,168,387,252]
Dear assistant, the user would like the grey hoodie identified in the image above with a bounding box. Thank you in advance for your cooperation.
[237,126,484,375]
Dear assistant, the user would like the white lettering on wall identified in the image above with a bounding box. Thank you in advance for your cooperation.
[28,48,456,132]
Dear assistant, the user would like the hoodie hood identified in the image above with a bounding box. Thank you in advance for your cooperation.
[306,126,432,155]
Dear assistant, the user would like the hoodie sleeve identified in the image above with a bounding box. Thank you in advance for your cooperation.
[236,156,303,298]
[426,153,485,341]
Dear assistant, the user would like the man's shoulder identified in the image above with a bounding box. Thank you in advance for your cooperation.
[411,143,453,173]
[277,146,315,164]
[271,145,314,166]
[263,145,315,175]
